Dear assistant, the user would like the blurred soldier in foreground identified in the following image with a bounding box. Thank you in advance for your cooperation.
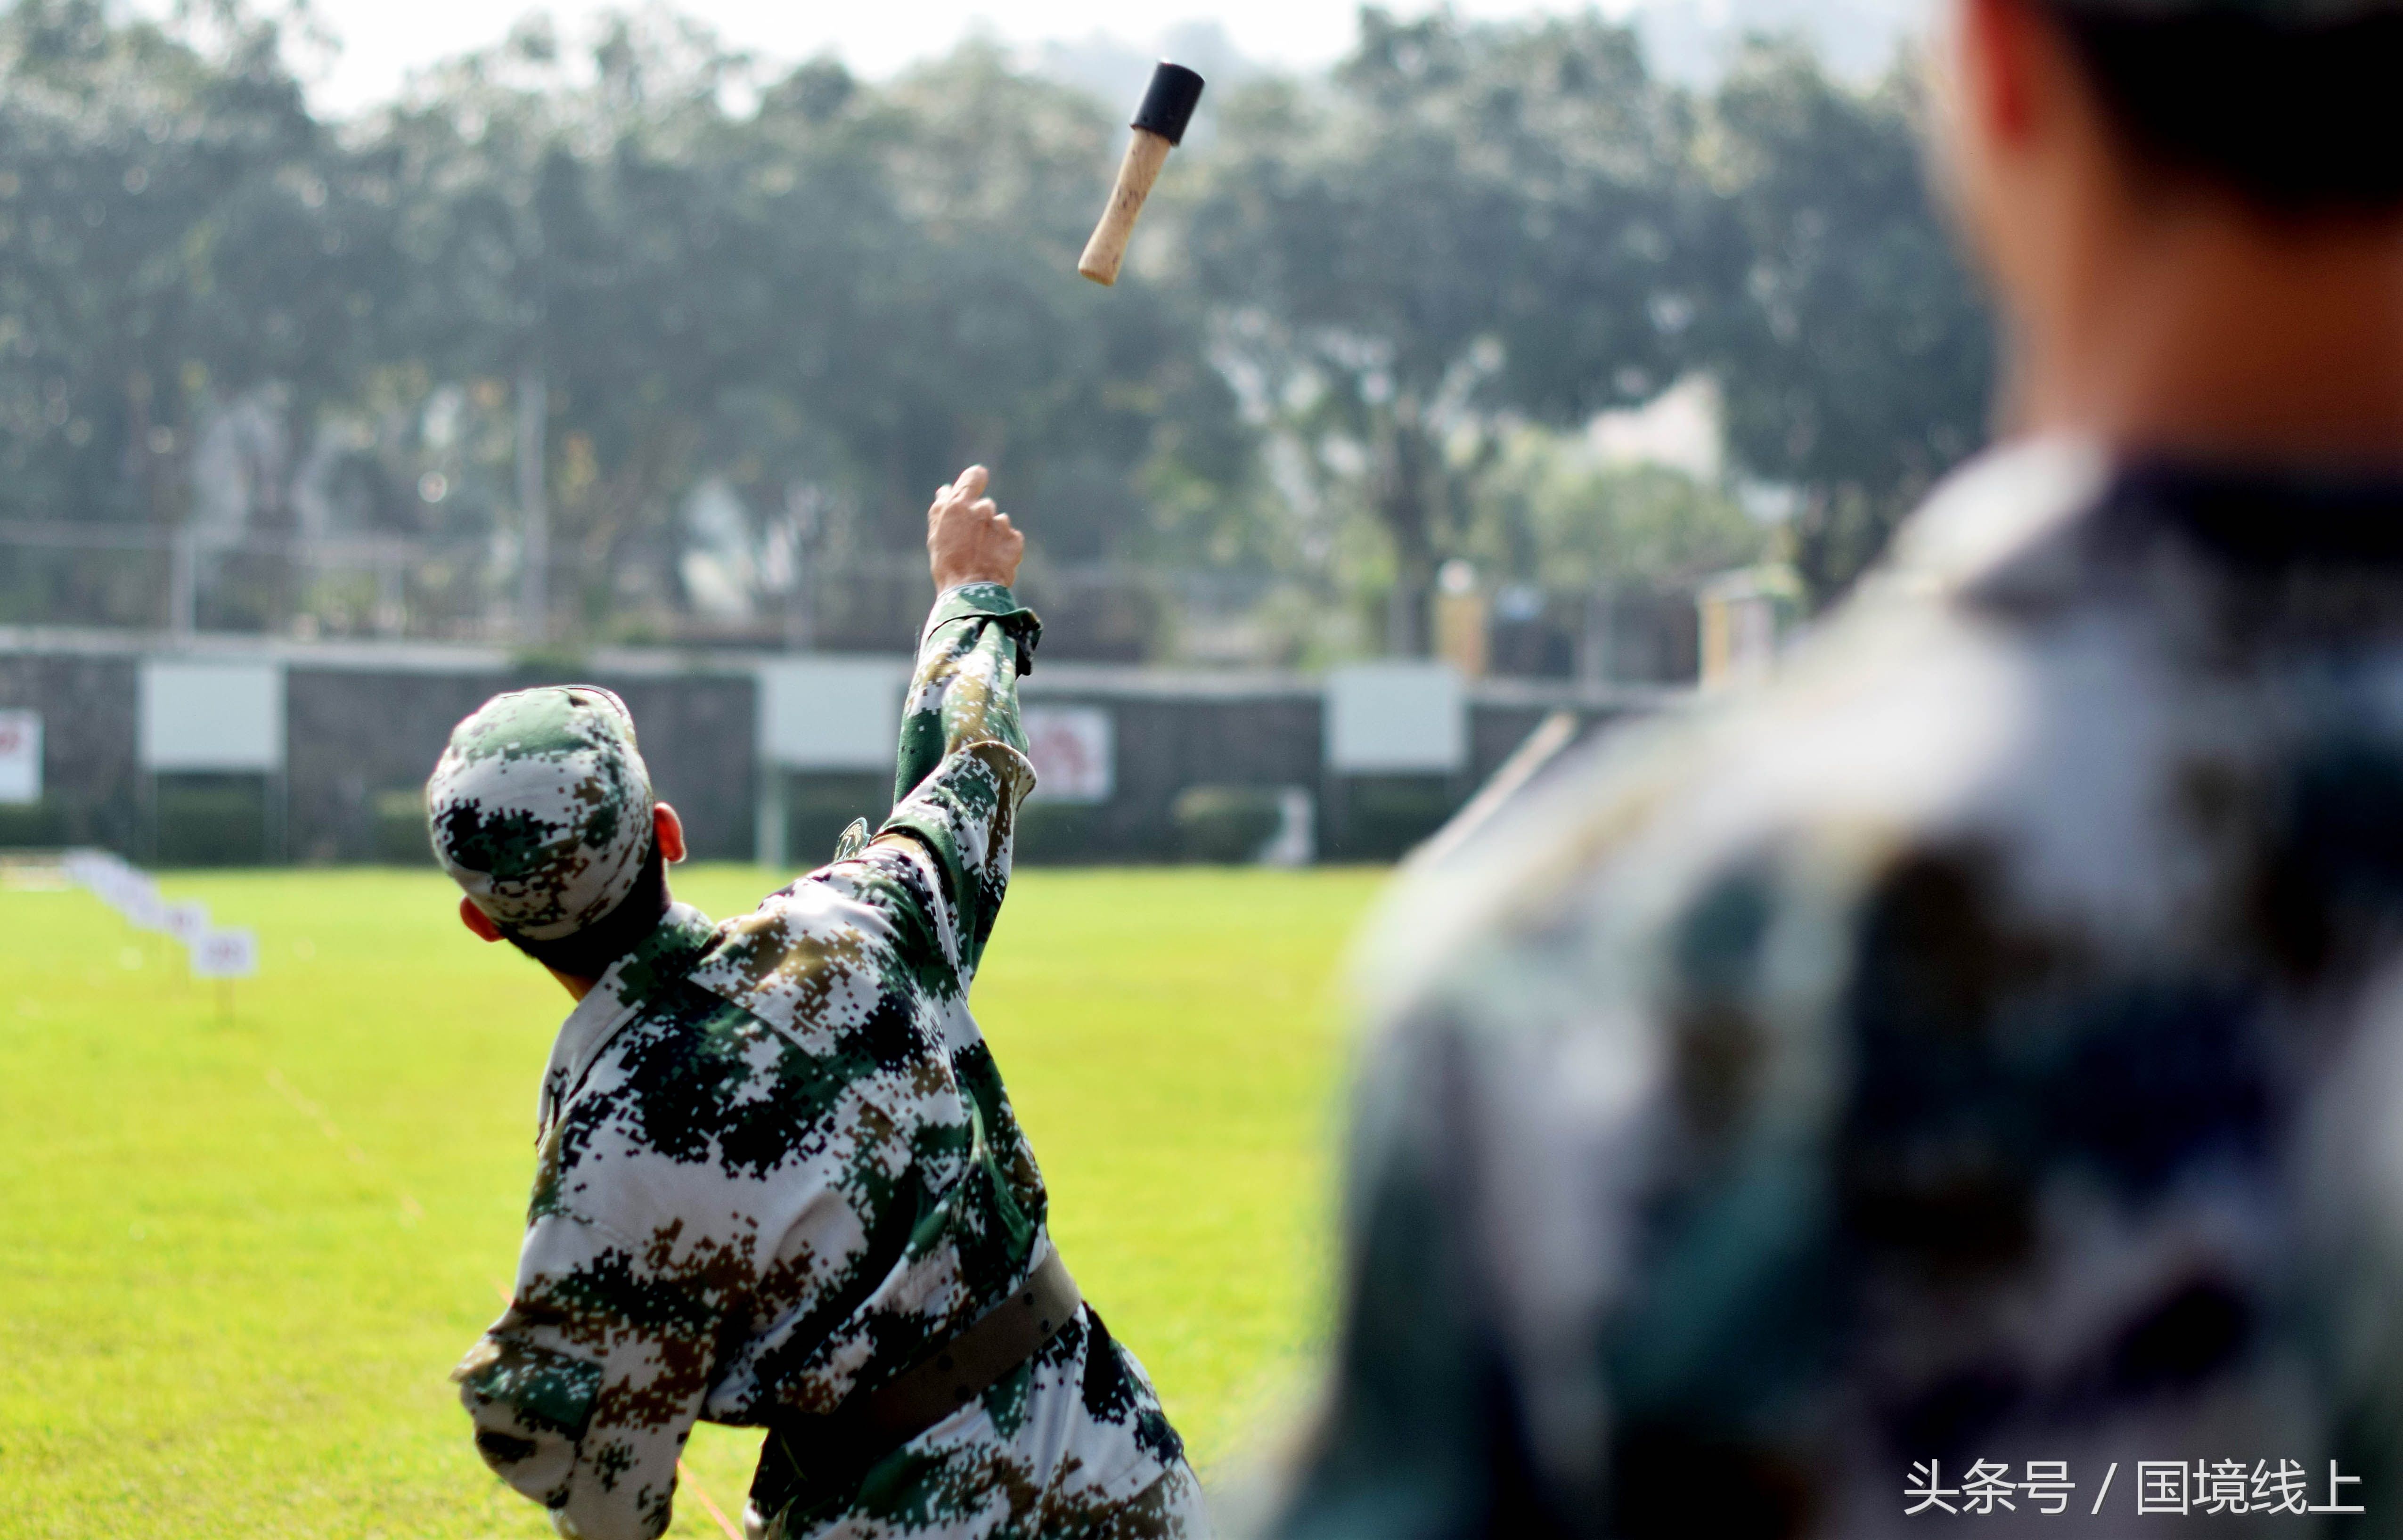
[1276,0,2403,1535]
[428,468,1198,1540]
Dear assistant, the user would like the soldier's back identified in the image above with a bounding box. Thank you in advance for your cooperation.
[1298,440,2403,1537]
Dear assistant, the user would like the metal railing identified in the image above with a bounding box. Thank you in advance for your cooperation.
[0,521,1704,681]
[0,520,1287,660]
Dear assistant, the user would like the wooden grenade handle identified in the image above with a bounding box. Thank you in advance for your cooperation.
[1077,129,1174,287]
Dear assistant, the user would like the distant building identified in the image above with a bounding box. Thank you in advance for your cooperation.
[1696,562,1804,690]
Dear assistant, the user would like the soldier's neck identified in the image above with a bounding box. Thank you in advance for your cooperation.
[548,965,599,1002]
[2009,199,2403,464]
[544,877,678,1002]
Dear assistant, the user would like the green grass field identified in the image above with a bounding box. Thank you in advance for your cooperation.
[0,864,1385,1538]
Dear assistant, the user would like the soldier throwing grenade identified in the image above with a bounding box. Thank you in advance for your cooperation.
[426,467,1201,1540]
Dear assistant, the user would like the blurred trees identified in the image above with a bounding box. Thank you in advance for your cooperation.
[0,0,1242,644]
[1690,41,1993,603]
[1181,10,1991,641]
[351,17,1252,642]
[0,0,398,625]
[1179,11,1693,652]
[0,0,1990,654]
[1470,428,1767,596]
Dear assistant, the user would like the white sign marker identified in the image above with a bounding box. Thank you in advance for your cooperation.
[757,657,911,770]
[163,901,212,944]
[138,660,285,771]
[1325,662,1467,774]
[189,927,260,979]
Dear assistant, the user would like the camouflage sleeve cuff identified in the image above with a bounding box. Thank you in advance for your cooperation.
[924,582,1043,676]
[453,1334,601,1505]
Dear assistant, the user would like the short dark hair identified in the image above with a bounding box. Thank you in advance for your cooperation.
[2052,7,2403,214]
[507,837,670,979]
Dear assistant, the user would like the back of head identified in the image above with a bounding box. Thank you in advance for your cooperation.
[2045,0,2403,214]
[426,684,666,977]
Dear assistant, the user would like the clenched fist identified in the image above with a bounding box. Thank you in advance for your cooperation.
[926,465,1024,593]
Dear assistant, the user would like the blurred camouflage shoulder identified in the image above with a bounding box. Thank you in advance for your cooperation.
[1349,437,2114,1038]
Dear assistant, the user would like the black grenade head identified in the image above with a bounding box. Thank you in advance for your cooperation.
[1130,62,1206,145]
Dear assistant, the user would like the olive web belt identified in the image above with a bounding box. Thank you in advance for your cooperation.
[776,1247,1083,1466]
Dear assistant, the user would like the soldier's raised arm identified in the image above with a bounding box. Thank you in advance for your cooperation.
[892,465,1036,790]
[875,464,1041,972]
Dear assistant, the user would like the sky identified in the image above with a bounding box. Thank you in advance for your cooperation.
[269,0,1920,117]
[289,0,1528,114]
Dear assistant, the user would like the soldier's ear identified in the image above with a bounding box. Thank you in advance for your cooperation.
[459,896,505,943]
[654,803,687,864]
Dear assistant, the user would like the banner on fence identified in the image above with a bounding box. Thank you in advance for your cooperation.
[0,711,39,805]
[1024,707,1114,804]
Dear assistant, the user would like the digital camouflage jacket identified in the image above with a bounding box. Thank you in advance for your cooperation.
[1277,441,2403,1540]
[455,583,1194,1540]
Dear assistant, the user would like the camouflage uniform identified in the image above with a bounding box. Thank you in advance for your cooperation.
[1275,440,2403,1538]
[436,584,1198,1540]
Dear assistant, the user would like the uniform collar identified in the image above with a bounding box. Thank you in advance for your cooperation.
[2102,457,2403,567]
[1873,434,2111,603]
[1890,435,2403,614]
[536,900,717,1135]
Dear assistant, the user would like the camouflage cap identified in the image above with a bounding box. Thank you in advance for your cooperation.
[426,685,655,943]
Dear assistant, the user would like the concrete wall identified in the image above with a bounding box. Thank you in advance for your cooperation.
[1019,671,1325,861]
[0,628,1679,866]
[283,667,757,864]
[0,652,141,850]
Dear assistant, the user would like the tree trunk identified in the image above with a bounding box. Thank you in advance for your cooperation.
[1374,404,1438,657]
[516,365,549,643]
